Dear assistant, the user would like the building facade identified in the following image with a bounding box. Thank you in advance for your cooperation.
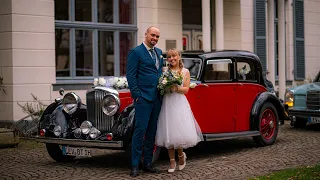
[0,0,319,124]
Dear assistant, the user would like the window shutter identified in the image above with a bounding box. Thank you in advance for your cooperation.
[293,0,305,80]
[254,0,267,71]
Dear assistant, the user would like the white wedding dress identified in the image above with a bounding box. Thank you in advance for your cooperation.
[155,68,203,149]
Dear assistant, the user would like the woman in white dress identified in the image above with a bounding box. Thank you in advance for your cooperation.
[155,48,203,173]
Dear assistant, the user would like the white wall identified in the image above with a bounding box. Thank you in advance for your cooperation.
[224,0,241,50]
[240,0,254,51]
[0,0,55,122]
[304,0,320,80]
[137,0,182,51]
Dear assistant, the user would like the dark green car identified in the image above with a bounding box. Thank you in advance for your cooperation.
[285,70,320,128]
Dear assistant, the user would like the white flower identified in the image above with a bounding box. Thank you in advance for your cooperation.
[160,55,163,59]
[116,78,126,88]
[189,82,197,88]
[107,77,115,86]
[98,77,106,86]
[93,78,99,86]
[162,79,167,85]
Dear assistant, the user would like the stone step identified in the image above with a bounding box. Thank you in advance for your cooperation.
[0,128,20,148]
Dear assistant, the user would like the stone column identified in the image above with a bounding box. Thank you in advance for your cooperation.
[215,0,224,51]
[278,0,286,100]
[267,0,275,86]
[202,0,211,52]
[0,0,55,125]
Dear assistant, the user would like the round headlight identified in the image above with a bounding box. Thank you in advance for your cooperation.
[89,128,101,139]
[80,121,92,135]
[62,92,81,115]
[53,126,62,137]
[102,94,120,116]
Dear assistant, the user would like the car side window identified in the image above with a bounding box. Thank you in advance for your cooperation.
[236,61,256,82]
[204,59,232,81]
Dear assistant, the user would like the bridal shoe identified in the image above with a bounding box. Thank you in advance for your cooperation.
[178,152,187,171]
[168,159,176,173]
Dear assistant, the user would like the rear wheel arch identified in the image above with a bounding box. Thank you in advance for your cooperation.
[250,92,283,130]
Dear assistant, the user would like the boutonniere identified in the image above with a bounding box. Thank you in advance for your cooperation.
[160,55,163,59]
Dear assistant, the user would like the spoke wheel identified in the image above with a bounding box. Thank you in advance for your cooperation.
[253,102,279,146]
[260,109,276,140]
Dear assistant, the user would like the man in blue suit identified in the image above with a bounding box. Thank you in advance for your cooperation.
[126,26,163,177]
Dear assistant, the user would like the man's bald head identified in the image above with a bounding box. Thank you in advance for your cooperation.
[144,26,160,48]
[146,26,159,33]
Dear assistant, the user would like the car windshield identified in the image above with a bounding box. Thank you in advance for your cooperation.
[182,58,202,80]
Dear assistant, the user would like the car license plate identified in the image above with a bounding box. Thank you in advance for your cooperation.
[309,117,320,123]
[62,146,92,157]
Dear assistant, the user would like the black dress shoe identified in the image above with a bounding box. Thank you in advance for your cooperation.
[130,166,140,177]
[142,164,159,173]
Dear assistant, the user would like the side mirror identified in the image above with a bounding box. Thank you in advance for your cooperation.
[59,88,65,96]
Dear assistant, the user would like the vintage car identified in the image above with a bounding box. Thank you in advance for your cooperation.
[34,50,287,162]
[285,70,320,128]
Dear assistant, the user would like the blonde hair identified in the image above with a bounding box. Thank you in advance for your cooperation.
[167,48,184,75]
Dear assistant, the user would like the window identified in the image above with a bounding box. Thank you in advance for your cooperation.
[54,0,137,82]
[204,59,232,81]
[236,61,257,82]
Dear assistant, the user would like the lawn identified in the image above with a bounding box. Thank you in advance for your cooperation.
[249,164,320,180]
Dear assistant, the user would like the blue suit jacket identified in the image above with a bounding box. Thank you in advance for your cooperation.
[126,43,163,101]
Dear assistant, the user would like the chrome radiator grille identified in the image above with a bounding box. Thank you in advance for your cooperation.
[86,90,114,132]
[306,90,320,110]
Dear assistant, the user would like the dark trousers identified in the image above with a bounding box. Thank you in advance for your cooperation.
[131,95,162,167]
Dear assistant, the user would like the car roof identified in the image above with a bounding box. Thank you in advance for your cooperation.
[163,50,263,70]
[199,50,259,60]
[164,50,260,60]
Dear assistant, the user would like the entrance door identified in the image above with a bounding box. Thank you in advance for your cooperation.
[183,30,203,51]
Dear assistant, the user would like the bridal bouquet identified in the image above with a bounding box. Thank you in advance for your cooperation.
[157,70,183,95]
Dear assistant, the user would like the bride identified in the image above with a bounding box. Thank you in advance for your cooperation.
[155,48,203,173]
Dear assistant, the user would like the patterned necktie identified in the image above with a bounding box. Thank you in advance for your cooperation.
[149,49,157,64]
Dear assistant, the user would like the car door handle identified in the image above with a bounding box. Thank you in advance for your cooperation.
[198,84,209,87]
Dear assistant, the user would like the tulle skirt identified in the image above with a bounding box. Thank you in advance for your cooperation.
[155,92,203,149]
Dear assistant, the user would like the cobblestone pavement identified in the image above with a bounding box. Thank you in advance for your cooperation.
[1,121,320,180]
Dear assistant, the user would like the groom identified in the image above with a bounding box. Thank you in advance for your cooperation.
[126,26,163,177]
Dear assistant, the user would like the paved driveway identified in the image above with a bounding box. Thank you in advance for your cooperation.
[1,122,320,180]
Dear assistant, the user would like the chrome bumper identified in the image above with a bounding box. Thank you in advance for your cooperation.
[34,136,123,148]
[288,109,320,117]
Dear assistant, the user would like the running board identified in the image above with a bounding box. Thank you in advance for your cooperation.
[203,131,260,141]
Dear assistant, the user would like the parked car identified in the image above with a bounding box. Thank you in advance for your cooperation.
[34,50,287,162]
[285,70,320,128]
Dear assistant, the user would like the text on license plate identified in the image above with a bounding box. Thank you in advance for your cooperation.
[62,146,92,157]
[309,117,320,123]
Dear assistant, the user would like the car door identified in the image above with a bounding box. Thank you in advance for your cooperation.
[235,60,265,132]
[191,59,236,133]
